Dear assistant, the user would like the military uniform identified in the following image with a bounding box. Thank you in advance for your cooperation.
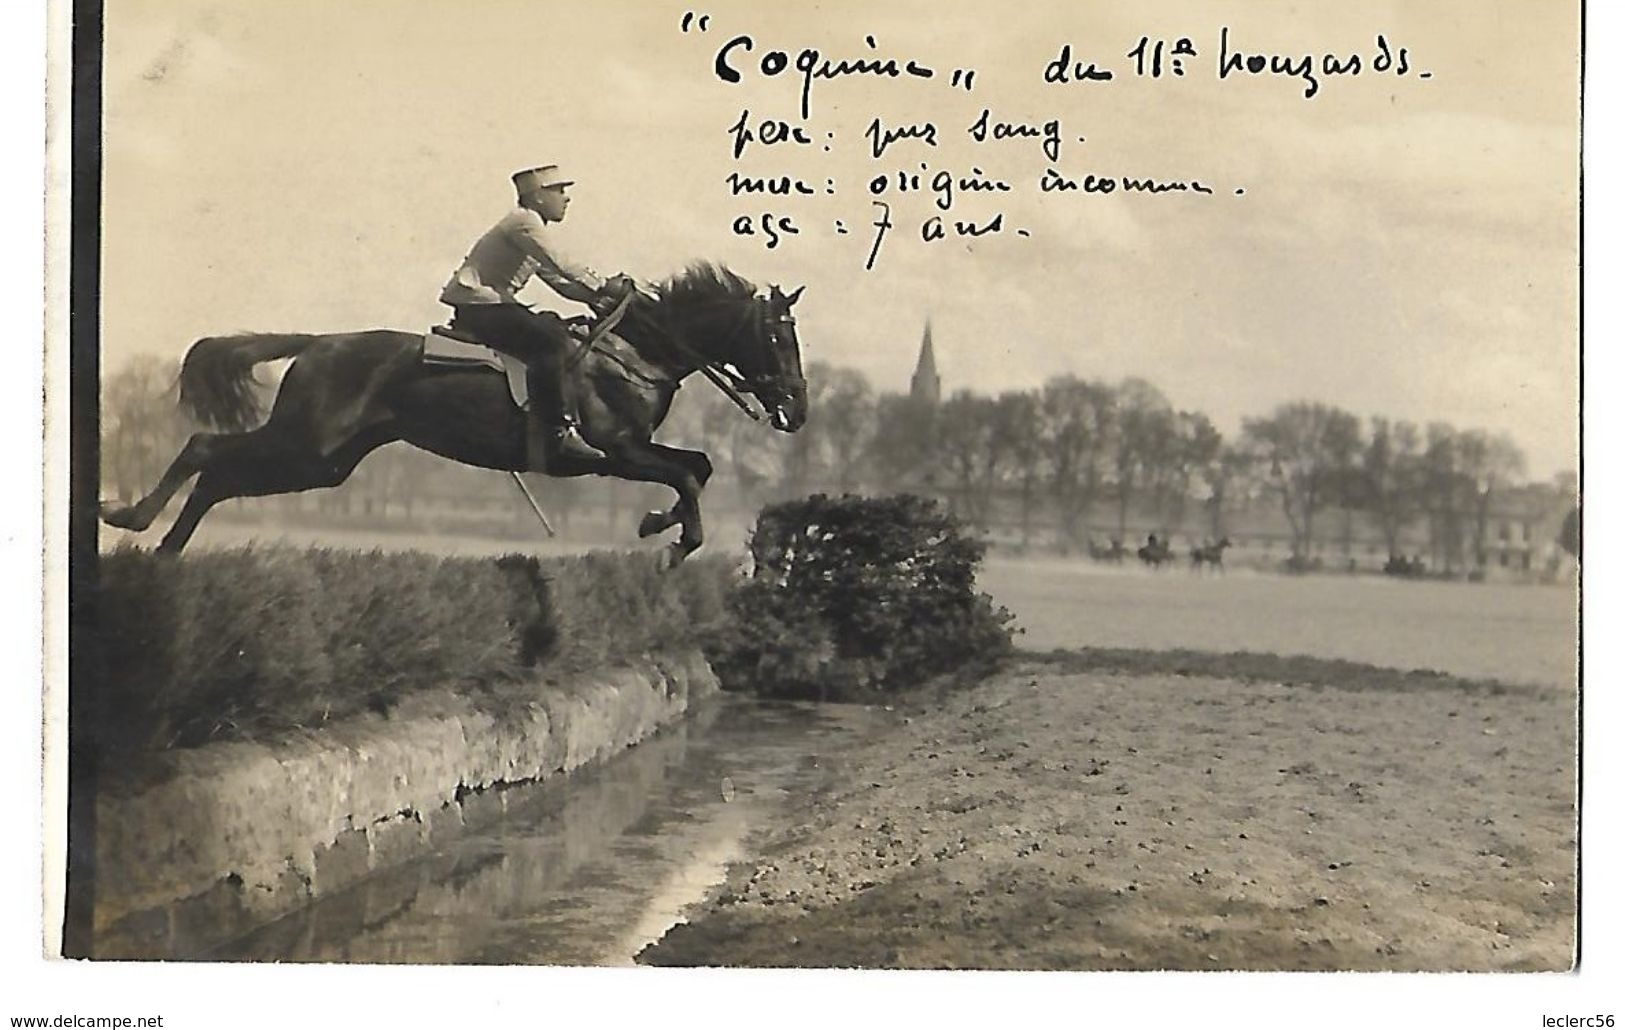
[441,165,614,467]
[440,205,607,309]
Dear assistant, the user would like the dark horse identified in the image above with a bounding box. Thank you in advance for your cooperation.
[99,264,808,565]
[1136,534,1175,568]
[1189,537,1232,572]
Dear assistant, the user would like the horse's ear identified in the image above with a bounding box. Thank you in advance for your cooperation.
[785,285,805,306]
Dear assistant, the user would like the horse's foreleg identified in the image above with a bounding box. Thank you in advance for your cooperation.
[599,442,706,565]
[635,445,713,541]
[101,431,227,533]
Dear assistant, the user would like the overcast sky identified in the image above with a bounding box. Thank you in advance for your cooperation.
[101,0,1578,477]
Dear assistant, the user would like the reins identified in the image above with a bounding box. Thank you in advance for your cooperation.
[645,292,800,423]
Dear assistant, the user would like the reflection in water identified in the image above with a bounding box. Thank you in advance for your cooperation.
[195,698,889,965]
[611,818,750,964]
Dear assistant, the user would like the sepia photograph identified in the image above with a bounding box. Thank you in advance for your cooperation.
[29,0,1604,1020]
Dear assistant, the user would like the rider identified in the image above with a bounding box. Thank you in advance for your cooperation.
[440,164,637,469]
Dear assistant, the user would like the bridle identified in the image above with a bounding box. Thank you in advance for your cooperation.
[740,289,807,403]
[623,281,805,426]
[674,289,804,418]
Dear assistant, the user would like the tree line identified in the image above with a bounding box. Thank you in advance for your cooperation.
[100,355,1574,571]
[657,365,1571,572]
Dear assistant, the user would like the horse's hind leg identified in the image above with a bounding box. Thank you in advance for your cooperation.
[156,423,395,553]
[101,431,231,533]
[156,473,227,554]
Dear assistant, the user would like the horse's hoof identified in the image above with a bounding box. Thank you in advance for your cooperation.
[100,501,144,531]
[637,511,672,539]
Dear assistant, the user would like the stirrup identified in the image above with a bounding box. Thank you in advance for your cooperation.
[551,424,605,462]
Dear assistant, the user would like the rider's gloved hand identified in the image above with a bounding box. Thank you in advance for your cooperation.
[591,275,640,316]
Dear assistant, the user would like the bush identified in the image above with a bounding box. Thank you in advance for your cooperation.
[90,545,735,754]
[706,494,1015,700]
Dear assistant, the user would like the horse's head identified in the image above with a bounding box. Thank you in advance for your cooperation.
[652,264,809,432]
[749,284,807,432]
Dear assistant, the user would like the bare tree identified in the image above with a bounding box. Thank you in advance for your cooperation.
[816,366,877,493]
[101,356,184,504]
[937,390,994,524]
[937,390,1036,530]
[1360,417,1424,559]
[1039,376,1116,549]
[1456,429,1527,569]
[1419,423,1467,571]
[1198,443,1253,540]
[1155,411,1221,535]
[1243,401,1363,562]
[1112,378,1174,541]
[990,391,1044,547]
[870,391,940,492]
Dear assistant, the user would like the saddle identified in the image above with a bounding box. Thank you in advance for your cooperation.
[421,308,668,410]
[422,325,531,409]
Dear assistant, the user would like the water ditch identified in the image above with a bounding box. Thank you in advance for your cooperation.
[189,697,894,965]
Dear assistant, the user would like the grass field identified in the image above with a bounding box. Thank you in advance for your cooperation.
[978,557,1577,688]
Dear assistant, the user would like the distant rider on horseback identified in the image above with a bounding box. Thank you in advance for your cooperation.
[440,164,642,469]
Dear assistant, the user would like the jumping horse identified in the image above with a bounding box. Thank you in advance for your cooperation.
[99,264,808,566]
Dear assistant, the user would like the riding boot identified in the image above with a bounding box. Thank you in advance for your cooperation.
[525,364,605,471]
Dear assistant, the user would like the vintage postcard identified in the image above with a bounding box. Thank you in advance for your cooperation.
[36,0,1596,1022]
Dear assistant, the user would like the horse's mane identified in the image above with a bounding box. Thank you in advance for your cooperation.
[657,262,758,314]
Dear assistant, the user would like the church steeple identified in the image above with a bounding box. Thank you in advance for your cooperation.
[910,320,940,407]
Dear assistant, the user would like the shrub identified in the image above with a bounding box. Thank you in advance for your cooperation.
[89,545,735,754]
[707,494,1015,700]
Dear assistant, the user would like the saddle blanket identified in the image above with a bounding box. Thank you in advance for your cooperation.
[422,328,529,410]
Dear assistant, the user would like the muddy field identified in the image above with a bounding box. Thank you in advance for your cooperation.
[642,655,1577,971]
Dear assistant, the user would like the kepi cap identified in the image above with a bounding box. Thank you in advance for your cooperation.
[512,165,574,197]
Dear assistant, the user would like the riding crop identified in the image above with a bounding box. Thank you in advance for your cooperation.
[507,471,557,537]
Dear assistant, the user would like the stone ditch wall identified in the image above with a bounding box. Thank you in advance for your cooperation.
[92,649,718,958]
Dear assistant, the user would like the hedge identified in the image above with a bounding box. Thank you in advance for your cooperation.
[89,546,734,753]
[705,494,1016,700]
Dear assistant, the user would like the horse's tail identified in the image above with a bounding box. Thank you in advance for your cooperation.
[178,333,321,431]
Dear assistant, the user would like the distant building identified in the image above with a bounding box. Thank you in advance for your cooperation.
[1480,483,1574,574]
[910,320,940,407]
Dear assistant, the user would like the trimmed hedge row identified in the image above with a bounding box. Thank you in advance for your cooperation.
[90,495,1012,751]
[91,546,734,753]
